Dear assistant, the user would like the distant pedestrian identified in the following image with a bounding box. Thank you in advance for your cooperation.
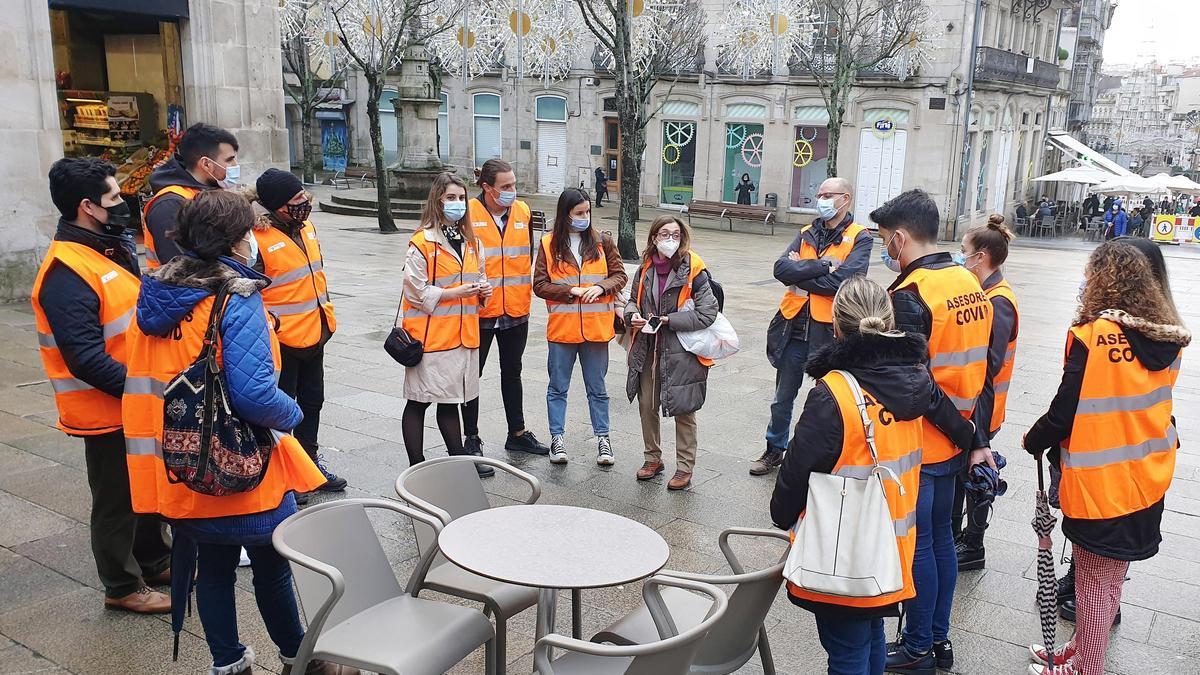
[625,215,718,490]
[1189,200,1200,217]
[533,188,628,465]
[1129,208,1145,237]
[771,276,929,675]
[34,158,172,614]
[1025,241,1188,675]
[595,166,609,207]
[400,172,490,467]
[1103,203,1127,239]
[734,173,756,205]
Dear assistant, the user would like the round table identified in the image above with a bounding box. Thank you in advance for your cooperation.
[438,504,670,641]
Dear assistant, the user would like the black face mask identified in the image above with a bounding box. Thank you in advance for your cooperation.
[285,201,313,224]
[94,200,132,236]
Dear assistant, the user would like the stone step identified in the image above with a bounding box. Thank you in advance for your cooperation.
[326,188,424,212]
[317,201,423,221]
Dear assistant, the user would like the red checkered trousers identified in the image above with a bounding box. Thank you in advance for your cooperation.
[1064,545,1130,675]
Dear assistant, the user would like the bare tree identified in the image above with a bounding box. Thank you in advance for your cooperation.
[574,0,706,259]
[324,0,460,232]
[281,28,345,184]
[793,0,936,178]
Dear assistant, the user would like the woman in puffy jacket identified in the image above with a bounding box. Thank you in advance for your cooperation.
[123,190,354,675]
[624,215,718,490]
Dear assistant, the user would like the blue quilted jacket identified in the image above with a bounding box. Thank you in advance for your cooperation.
[137,255,303,432]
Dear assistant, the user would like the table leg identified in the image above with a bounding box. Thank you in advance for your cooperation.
[572,589,582,639]
[536,588,558,641]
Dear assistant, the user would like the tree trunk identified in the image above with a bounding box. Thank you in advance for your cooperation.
[825,81,846,179]
[301,108,317,184]
[366,75,397,233]
[616,105,644,260]
[297,41,318,184]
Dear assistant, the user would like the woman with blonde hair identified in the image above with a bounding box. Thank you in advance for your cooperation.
[399,172,494,475]
[771,276,933,675]
[1024,241,1188,675]
[624,215,719,490]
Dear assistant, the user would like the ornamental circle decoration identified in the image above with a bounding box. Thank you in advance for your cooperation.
[741,133,765,167]
[665,121,695,147]
[793,139,814,167]
[725,124,748,149]
[662,143,682,165]
[797,126,818,142]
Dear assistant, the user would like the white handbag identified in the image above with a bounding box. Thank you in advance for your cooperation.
[783,369,905,598]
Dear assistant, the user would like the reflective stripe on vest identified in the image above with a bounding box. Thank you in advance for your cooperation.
[141,185,201,269]
[896,266,991,464]
[122,294,326,518]
[778,223,865,322]
[471,198,533,319]
[1059,319,1179,520]
[400,230,482,352]
[255,221,337,349]
[634,251,714,367]
[786,370,922,608]
[31,241,139,436]
[541,233,616,344]
[985,280,1019,433]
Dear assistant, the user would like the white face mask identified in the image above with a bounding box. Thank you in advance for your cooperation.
[205,158,240,189]
[237,230,258,267]
[656,238,680,258]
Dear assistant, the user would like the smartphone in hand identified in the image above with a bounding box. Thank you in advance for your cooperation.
[641,315,662,334]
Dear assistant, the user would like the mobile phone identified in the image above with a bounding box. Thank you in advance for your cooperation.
[641,315,662,334]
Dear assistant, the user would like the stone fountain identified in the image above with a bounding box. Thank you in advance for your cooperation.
[388,44,454,199]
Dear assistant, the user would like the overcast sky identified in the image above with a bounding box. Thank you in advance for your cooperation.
[1103,0,1200,65]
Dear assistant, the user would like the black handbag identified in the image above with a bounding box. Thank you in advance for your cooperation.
[384,243,436,367]
[161,281,274,496]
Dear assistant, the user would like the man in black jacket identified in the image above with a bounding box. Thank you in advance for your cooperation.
[35,158,172,613]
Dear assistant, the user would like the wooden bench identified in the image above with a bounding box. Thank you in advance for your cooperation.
[530,209,548,233]
[683,200,776,235]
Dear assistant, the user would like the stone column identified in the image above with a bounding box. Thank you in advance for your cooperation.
[0,1,64,301]
[179,0,289,178]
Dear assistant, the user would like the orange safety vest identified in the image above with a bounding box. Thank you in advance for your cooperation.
[31,241,139,436]
[779,222,866,323]
[541,233,616,344]
[984,279,1019,433]
[1059,318,1180,520]
[470,197,532,319]
[141,185,201,269]
[122,292,326,519]
[895,266,991,464]
[786,370,922,608]
[401,230,481,352]
[634,250,713,367]
[254,221,337,349]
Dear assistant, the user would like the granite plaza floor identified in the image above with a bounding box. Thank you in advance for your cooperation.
[2,188,1199,674]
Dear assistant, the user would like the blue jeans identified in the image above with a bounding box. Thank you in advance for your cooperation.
[901,468,959,653]
[815,614,885,675]
[547,341,610,437]
[765,338,809,451]
[195,542,305,668]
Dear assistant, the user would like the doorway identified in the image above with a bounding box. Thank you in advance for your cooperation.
[855,128,908,225]
[603,117,620,194]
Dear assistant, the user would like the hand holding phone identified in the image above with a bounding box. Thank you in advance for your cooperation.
[641,315,663,334]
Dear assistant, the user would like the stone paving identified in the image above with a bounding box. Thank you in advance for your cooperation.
[2,186,1200,674]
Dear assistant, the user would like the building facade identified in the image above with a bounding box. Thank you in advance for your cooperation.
[2,0,288,302]
[1086,63,1183,171]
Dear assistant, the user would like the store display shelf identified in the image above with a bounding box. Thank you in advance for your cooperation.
[73,121,111,130]
[78,138,142,148]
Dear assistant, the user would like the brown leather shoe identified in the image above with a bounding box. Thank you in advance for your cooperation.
[667,470,692,490]
[144,568,171,586]
[281,659,360,675]
[104,586,171,614]
[636,460,665,480]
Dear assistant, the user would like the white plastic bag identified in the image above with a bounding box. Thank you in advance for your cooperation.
[676,312,740,360]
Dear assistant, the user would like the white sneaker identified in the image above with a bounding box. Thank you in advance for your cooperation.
[597,436,615,466]
[238,548,251,567]
[549,434,568,464]
[1028,662,1077,675]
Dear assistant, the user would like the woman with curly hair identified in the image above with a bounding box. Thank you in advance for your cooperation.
[1023,241,1189,675]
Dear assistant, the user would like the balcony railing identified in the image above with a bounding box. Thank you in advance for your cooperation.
[974,46,1058,90]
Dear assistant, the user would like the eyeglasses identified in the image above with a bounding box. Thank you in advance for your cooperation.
[656,231,682,241]
[816,192,847,200]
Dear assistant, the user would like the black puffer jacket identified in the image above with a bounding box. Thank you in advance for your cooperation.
[770,330,933,619]
[144,155,214,265]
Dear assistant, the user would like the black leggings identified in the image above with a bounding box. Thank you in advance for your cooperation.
[461,322,529,437]
[402,400,465,466]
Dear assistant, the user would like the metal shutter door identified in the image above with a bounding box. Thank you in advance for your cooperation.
[537,122,567,194]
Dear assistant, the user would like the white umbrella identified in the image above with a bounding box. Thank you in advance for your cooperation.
[1157,173,1200,195]
[1032,166,1113,184]
[1088,175,1171,196]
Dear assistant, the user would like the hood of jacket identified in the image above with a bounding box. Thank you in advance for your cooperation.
[148,155,213,194]
[805,331,932,422]
[1099,309,1190,371]
[137,255,268,337]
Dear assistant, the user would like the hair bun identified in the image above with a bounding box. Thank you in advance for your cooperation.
[987,213,1004,227]
[859,316,887,334]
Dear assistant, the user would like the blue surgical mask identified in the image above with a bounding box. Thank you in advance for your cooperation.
[951,251,966,266]
[443,200,467,222]
[569,217,590,232]
[881,248,902,273]
[497,190,517,207]
[816,197,839,222]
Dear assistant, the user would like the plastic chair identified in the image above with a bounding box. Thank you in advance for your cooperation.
[591,527,789,674]
[272,498,496,675]
[396,456,542,675]
[535,576,728,675]
[1032,214,1056,238]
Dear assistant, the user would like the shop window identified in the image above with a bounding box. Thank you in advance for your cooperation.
[975,131,992,212]
[378,88,398,165]
[958,132,975,216]
[535,95,567,122]
[438,92,449,160]
[660,121,697,206]
[789,125,829,209]
[603,97,618,112]
[1013,132,1027,199]
[473,93,502,166]
[722,122,765,204]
